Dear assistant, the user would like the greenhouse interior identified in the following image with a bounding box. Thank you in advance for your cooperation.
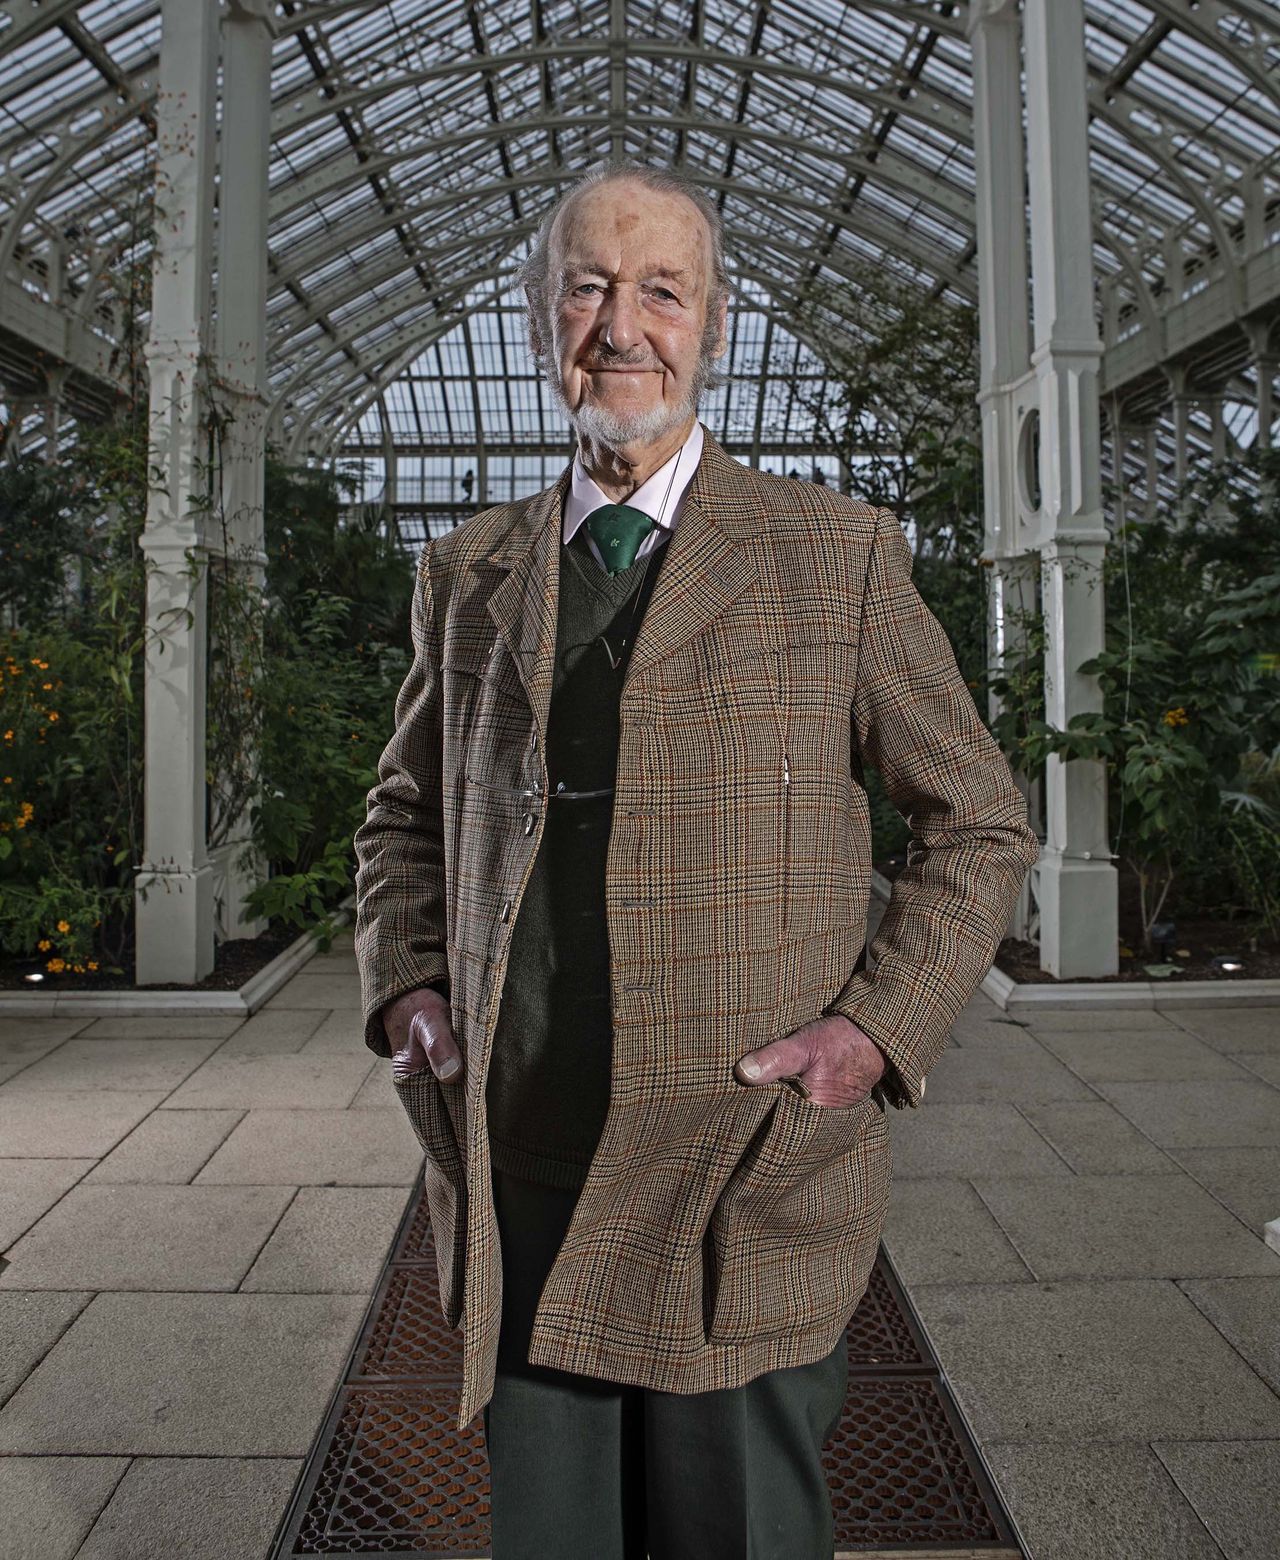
[0,2,1277,1559]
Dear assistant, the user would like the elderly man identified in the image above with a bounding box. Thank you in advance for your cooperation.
[354,161,1038,1559]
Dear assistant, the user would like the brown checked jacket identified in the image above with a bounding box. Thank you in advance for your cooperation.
[354,424,1039,1431]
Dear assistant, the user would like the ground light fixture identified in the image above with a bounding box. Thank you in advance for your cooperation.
[1149,919,1177,961]
[1208,954,1246,974]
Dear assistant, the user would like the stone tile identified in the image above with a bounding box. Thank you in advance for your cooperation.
[263,972,361,1010]
[214,1008,323,1056]
[0,1029,78,1086]
[84,1109,244,1185]
[1238,1051,1280,1087]
[923,1043,1096,1103]
[0,1292,90,1406]
[910,1279,1280,1443]
[885,1103,1072,1179]
[946,1017,1036,1048]
[301,1007,370,1053]
[0,1017,91,1046]
[193,1109,422,1185]
[970,1174,1280,1280]
[1171,1148,1280,1234]
[1170,1008,1280,1056]
[0,1158,94,1249]
[240,1186,409,1292]
[305,950,359,974]
[0,1456,128,1560]
[1094,1079,1280,1148]
[881,1179,1034,1284]
[75,1016,244,1040]
[1020,1007,1177,1032]
[76,1456,301,1560]
[0,1184,294,1291]
[1019,1101,1180,1175]
[1,1036,226,1095]
[347,1064,402,1111]
[1154,1440,1280,1560]
[983,1441,1221,1560]
[1180,1276,1280,1394]
[1031,1026,1248,1083]
[163,1049,375,1110]
[0,1090,167,1158]
[0,1291,365,1455]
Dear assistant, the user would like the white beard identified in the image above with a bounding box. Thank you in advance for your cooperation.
[566,393,693,449]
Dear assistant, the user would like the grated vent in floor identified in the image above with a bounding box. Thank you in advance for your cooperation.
[271,1170,1024,1558]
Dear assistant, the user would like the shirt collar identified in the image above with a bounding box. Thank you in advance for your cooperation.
[563,420,704,545]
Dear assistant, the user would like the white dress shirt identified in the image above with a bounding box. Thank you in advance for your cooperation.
[562,420,704,570]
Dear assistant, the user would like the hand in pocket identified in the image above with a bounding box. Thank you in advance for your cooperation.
[384,986,463,1087]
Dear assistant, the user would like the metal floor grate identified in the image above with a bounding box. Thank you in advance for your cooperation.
[271,1172,1025,1558]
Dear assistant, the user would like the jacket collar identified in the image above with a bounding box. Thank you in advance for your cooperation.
[482,422,764,729]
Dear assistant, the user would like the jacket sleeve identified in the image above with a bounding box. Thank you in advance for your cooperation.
[822,506,1040,1108]
[353,541,452,1058]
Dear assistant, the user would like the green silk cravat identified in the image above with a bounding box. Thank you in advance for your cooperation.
[585,503,658,575]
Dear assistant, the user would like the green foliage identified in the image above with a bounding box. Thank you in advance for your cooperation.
[0,417,150,973]
[1035,448,1280,947]
[0,409,415,975]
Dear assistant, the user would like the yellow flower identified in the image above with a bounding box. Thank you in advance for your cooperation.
[72,964,84,974]
[37,939,51,951]
[41,682,52,691]
[87,961,99,971]
[1162,706,1189,727]
[2,731,11,743]
[47,711,59,722]
[2,776,11,783]
[46,957,66,973]
[56,919,70,933]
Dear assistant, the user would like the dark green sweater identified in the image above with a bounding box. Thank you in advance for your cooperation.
[485,523,672,1190]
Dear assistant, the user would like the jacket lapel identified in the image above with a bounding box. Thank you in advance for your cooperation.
[481,424,764,728]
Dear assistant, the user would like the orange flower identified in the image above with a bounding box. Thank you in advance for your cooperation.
[1162,706,1189,727]
[46,957,66,973]
[56,919,70,933]
[87,961,99,971]
[37,939,51,951]
[47,711,59,722]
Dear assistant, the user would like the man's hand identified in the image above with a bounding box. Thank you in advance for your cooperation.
[383,987,463,1087]
[735,1013,885,1108]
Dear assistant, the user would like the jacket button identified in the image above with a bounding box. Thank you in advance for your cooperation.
[522,812,534,834]
[500,900,512,923]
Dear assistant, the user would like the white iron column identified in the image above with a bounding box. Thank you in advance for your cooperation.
[135,0,221,983]
[968,0,1041,939]
[1024,0,1117,977]
[211,0,273,938]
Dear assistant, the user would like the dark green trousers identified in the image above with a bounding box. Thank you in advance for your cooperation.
[482,1167,849,1560]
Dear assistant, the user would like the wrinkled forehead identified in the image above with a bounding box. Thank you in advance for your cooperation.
[550,179,712,277]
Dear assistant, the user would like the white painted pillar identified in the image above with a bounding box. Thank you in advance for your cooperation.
[1024,0,1118,977]
[210,0,273,940]
[135,0,220,983]
[968,0,1041,941]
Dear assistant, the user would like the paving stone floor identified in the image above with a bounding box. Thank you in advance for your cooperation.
[0,930,1277,1560]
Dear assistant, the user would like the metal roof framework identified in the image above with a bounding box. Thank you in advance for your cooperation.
[0,0,1277,490]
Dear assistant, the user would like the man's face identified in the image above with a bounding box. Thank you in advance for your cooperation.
[544,179,726,447]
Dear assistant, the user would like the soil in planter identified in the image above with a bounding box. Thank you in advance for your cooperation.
[0,922,302,992]
[875,855,1277,984]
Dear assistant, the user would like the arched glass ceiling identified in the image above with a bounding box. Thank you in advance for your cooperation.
[0,0,1276,470]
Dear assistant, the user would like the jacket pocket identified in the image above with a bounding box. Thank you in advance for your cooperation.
[393,1070,467,1329]
[705,1084,890,1346]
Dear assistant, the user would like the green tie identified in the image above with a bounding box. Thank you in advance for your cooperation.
[585,504,657,575]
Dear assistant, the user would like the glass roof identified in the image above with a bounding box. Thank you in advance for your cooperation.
[0,0,1276,489]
